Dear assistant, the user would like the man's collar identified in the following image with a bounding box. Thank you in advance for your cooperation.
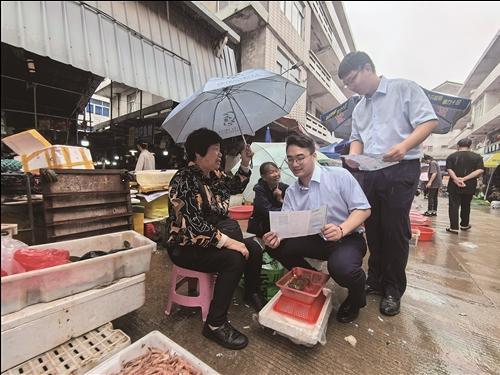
[296,164,322,190]
[375,76,388,95]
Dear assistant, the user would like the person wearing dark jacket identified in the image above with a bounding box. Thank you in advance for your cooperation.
[247,162,289,237]
[445,138,485,233]
[167,128,265,351]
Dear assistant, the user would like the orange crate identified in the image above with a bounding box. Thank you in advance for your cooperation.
[275,267,329,304]
[273,293,326,324]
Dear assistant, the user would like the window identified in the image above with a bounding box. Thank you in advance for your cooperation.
[127,93,137,113]
[277,48,301,84]
[87,98,110,117]
[279,1,304,37]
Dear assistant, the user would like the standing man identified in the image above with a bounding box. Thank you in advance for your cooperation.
[445,138,484,233]
[423,155,442,216]
[263,133,371,323]
[135,142,156,171]
[338,51,438,316]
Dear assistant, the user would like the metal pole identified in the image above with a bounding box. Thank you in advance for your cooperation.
[25,174,36,245]
[110,80,113,123]
[33,84,38,129]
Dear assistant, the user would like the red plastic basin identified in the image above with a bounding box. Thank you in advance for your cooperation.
[411,225,435,241]
[228,205,253,220]
[275,267,329,304]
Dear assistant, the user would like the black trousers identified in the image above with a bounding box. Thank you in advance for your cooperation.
[270,233,367,307]
[168,238,262,326]
[427,188,439,211]
[353,160,420,299]
[448,191,473,230]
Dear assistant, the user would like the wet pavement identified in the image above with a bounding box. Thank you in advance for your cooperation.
[113,196,500,374]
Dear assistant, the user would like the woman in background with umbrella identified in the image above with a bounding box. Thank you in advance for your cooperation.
[166,128,265,350]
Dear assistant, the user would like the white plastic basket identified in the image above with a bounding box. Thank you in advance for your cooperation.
[86,331,219,375]
[2,323,130,375]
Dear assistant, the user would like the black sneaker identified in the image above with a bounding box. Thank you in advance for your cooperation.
[423,211,433,217]
[202,321,248,350]
[460,225,471,231]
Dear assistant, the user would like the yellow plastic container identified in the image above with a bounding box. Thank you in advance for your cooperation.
[132,206,145,235]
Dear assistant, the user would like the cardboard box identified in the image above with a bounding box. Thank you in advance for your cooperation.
[17,145,94,174]
[2,129,94,174]
[1,129,51,155]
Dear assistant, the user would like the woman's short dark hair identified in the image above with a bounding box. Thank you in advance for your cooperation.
[286,133,316,154]
[338,51,375,79]
[457,138,472,148]
[260,161,279,176]
[138,142,148,150]
[185,128,222,162]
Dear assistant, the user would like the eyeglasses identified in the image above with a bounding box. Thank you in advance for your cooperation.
[285,154,312,165]
[343,70,361,88]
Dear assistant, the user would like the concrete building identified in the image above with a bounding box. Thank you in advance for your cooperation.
[448,31,500,156]
[2,1,239,165]
[422,81,463,160]
[202,1,355,146]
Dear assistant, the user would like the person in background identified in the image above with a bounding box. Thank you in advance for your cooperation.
[247,162,289,237]
[423,155,442,216]
[167,128,264,350]
[263,133,371,324]
[445,138,485,233]
[338,51,438,317]
[135,142,156,171]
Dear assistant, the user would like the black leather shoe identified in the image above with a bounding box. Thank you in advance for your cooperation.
[244,292,267,312]
[336,297,364,323]
[380,295,401,316]
[365,284,383,296]
[202,321,248,350]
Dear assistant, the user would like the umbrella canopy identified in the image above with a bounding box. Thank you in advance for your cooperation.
[483,152,500,168]
[231,142,329,202]
[321,88,471,139]
[161,69,305,143]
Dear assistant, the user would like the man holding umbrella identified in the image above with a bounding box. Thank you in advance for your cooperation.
[338,51,438,316]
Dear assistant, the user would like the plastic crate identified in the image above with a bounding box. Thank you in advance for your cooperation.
[1,231,154,315]
[273,293,326,324]
[86,331,218,375]
[2,323,130,375]
[275,267,329,304]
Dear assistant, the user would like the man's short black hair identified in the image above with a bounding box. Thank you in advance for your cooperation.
[260,161,279,176]
[138,142,148,150]
[286,133,316,154]
[338,51,375,79]
[185,128,222,162]
[457,138,472,148]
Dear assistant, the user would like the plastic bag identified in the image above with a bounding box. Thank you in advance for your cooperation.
[14,248,70,271]
[1,235,27,276]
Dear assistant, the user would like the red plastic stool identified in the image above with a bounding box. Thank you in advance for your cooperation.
[164,265,216,322]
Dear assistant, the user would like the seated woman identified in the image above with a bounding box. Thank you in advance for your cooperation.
[166,128,265,351]
[247,162,289,237]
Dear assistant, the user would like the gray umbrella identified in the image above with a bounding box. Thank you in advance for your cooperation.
[161,69,305,143]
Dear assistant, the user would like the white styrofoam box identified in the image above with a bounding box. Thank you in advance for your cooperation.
[135,169,177,187]
[1,231,155,315]
[86,330,219,375]
[1,274,145,372]
[258,288,334,347]
[2,323,130,375]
